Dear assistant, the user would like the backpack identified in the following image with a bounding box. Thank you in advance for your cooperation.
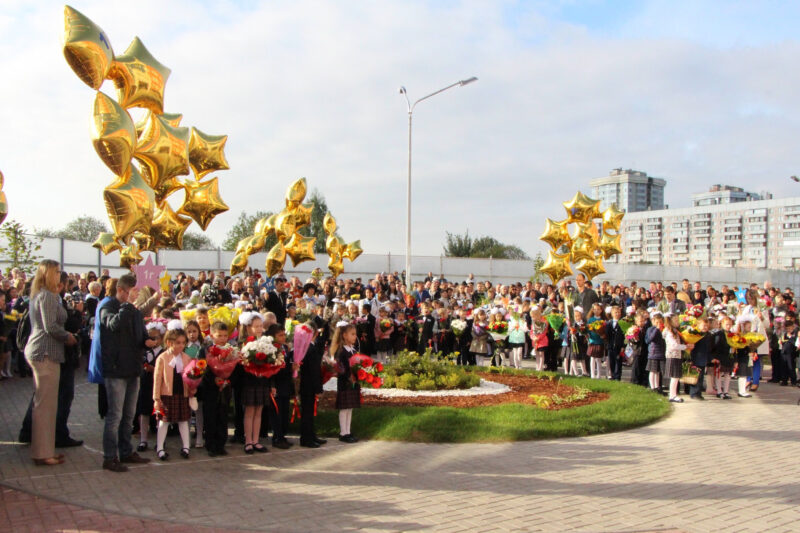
[16,308,31,351]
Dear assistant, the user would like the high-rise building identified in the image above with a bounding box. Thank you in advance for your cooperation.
[616,196,800,270]
[590,169,666,212]
[692,184,770,206]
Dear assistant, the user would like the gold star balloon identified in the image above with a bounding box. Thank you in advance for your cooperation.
[571,221,600,249]
[151,202,191,249]
[245,234,266,256]
[575,256,606,281]
[133,231,156,252]
[601,204,625,232]
[119,241,143,268]
[91,91,136,177]
[285,233,316,267]
[599,231,623,260]
[134,113,190,202]
[539,218,570,251]
[540,251,572,284]
[328,254,345,278]
[177,177,229,230]
[288,203,313,228]
[188,127,229,179]
[323,212,337,235]
[134,111,182,139]
[108,37,171,113]
[62,5,114,90]
[92,232,120,255]
[231,252,248,276]
[341,240,363,262]
[285,177,307,208]
[563,191,601,224]
[103,165,156,242]
[570,236,596,263]
[273,210,296,242]
[265,241,286,277]
[234,236,251,255]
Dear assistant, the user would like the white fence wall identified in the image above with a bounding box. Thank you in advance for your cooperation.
[3,236,799,292]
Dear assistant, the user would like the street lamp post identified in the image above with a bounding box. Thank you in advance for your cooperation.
[399,76,478,289]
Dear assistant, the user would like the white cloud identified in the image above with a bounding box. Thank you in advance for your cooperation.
[1,0,799,263]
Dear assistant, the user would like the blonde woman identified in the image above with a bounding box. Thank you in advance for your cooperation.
[25,260,78,466]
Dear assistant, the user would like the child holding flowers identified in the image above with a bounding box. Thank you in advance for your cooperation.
[468,309,490,366]
[645,312,666,393]
[330,322,360,444]
[733,317,753,398]
[375,306,394,363]
[136,322,164,452]
[713,316,735,399]
[627,310,650,387]
[201,321,239,456]
[663,313,693,403]
[562,307,588,376]
[184,320,205,448]
[507,308,527,369]
[529,307,549,371]
[153,324,194,460]
[267,323,293,449]
[238,311,271,453]
[586,303,606,379]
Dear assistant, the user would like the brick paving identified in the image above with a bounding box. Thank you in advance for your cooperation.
[1,366,799,532]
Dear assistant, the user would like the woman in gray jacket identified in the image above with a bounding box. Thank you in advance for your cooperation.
[24,260,78,466]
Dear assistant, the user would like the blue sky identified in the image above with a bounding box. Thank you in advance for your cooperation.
[1,0,800,260]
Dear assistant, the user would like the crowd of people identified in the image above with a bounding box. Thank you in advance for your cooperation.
[4,262,797,470]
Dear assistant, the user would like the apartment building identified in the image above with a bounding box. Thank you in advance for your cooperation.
[617,196,800,270]
[590,168,666,212]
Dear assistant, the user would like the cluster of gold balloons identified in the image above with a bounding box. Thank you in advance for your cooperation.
[231,178,316,277]
[62,6,229,267]
[0,171,8,225]
[323,213,363,277]
[230,178,363,278]
[538,191,624,283]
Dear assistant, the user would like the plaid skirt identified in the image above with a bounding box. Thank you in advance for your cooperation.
[664,358,683,379]
[587,344,605,358]
[160,394,191,422]
[335,388,361,410]
[242,374,270,407]
[645,359,666,374]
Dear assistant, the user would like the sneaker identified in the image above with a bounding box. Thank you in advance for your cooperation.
[120,452,150,464]
[737,393,752,398]
[669,397,684,403]
[102,458,128,473]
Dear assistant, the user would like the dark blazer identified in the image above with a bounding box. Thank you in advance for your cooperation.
[272,344,294,397]
[299,340,323,396]
[417,314,436,352]
[357,314,376,355]
[335,347,358,392]
[606,320,625,357]
[98,298,147,379]
[265,290,287,326]
[712,329,733,368]
[690,333,714,367]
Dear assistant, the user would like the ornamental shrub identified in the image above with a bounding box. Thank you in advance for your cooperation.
[385,349,480,391]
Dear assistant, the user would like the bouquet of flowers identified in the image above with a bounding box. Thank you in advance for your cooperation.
[726,332,748,350]
[206,344,240,379]
[350,353,385,389]
[450,318,468,337]
[545,312,565,333]
[488,321,509,342]
[625,325,641,343]
[321,358,337,385]
[680,327,705,345]
[587,320,606,335]
[284,319,300,345]
[617,318,634,334]
[379,318,393,333]
[214,377,231,391]
[241,336,285,378]
[686,304,705,319]
[678,314,697,330]
[295,308,314,325]
[743,332,766,350]
[182,358,207,395]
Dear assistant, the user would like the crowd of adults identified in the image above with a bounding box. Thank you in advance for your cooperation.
[2,261,796,469]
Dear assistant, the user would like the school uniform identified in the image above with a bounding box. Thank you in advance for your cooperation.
[628,324,649,387]
[417,314,437,353]
[153,351,192,423]
[269,344,293,445]
[136,346,162,430]
[779,329,798,386]
[335,346,361,409]
[605,319,625,381]
[469,322,490,364]
[201,344,238,454]
[458,317,474,365]
[562,323,587,366]
[357,314,377,355]
[645,326,666,375]
[689,333,713,398]
[437,317,455,357]
[299,340,323,446]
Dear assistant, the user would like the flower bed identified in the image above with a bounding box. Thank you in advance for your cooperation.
[380,349,480,391]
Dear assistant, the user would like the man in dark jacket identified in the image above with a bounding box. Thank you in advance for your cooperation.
[265,275,288,326]
[299,331,326,448]
[96,274,151,472]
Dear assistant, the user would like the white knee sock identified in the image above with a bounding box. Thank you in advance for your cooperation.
[738,377,748,395]
[157,420,169,452]
[536,351,544,371]
[339,409,349,436]
[178,421,190,450]
[669,378,679,399]
[346,410,352,435]
[649,371,659,389]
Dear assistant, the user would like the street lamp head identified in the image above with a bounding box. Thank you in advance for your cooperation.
[459,76,478,86]
[399,86,407,94]
[791,175,799,183]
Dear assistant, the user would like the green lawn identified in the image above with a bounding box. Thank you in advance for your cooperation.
[294,369,671,443]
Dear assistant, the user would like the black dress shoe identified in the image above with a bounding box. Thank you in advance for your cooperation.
[56,437,84,448]
[17,433,30,444]
[272,440,291,450]
[300,441,321,448]
[339,434,358,443]
[314,438,327,445]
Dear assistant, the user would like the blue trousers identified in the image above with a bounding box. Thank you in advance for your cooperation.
[748,357,762,386]
[103,376,139,460]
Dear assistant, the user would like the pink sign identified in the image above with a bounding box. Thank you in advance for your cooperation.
[131,255,166,292]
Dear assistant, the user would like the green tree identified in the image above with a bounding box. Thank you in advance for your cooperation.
[56,216,109,241]
[0,220,43,275]
[532,252,546,283]
[443,230,473,257]
[443,230,530,260]
[182,231,216,250]
[222,210,275,251]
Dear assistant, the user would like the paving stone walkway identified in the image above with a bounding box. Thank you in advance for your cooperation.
[1,367,799,532]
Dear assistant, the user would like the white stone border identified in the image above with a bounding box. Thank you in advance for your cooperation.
[323,377,510,398]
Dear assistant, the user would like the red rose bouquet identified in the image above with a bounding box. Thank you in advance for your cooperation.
[241,335,285,378]
[206,344,240,381]
[349,353,385,389]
